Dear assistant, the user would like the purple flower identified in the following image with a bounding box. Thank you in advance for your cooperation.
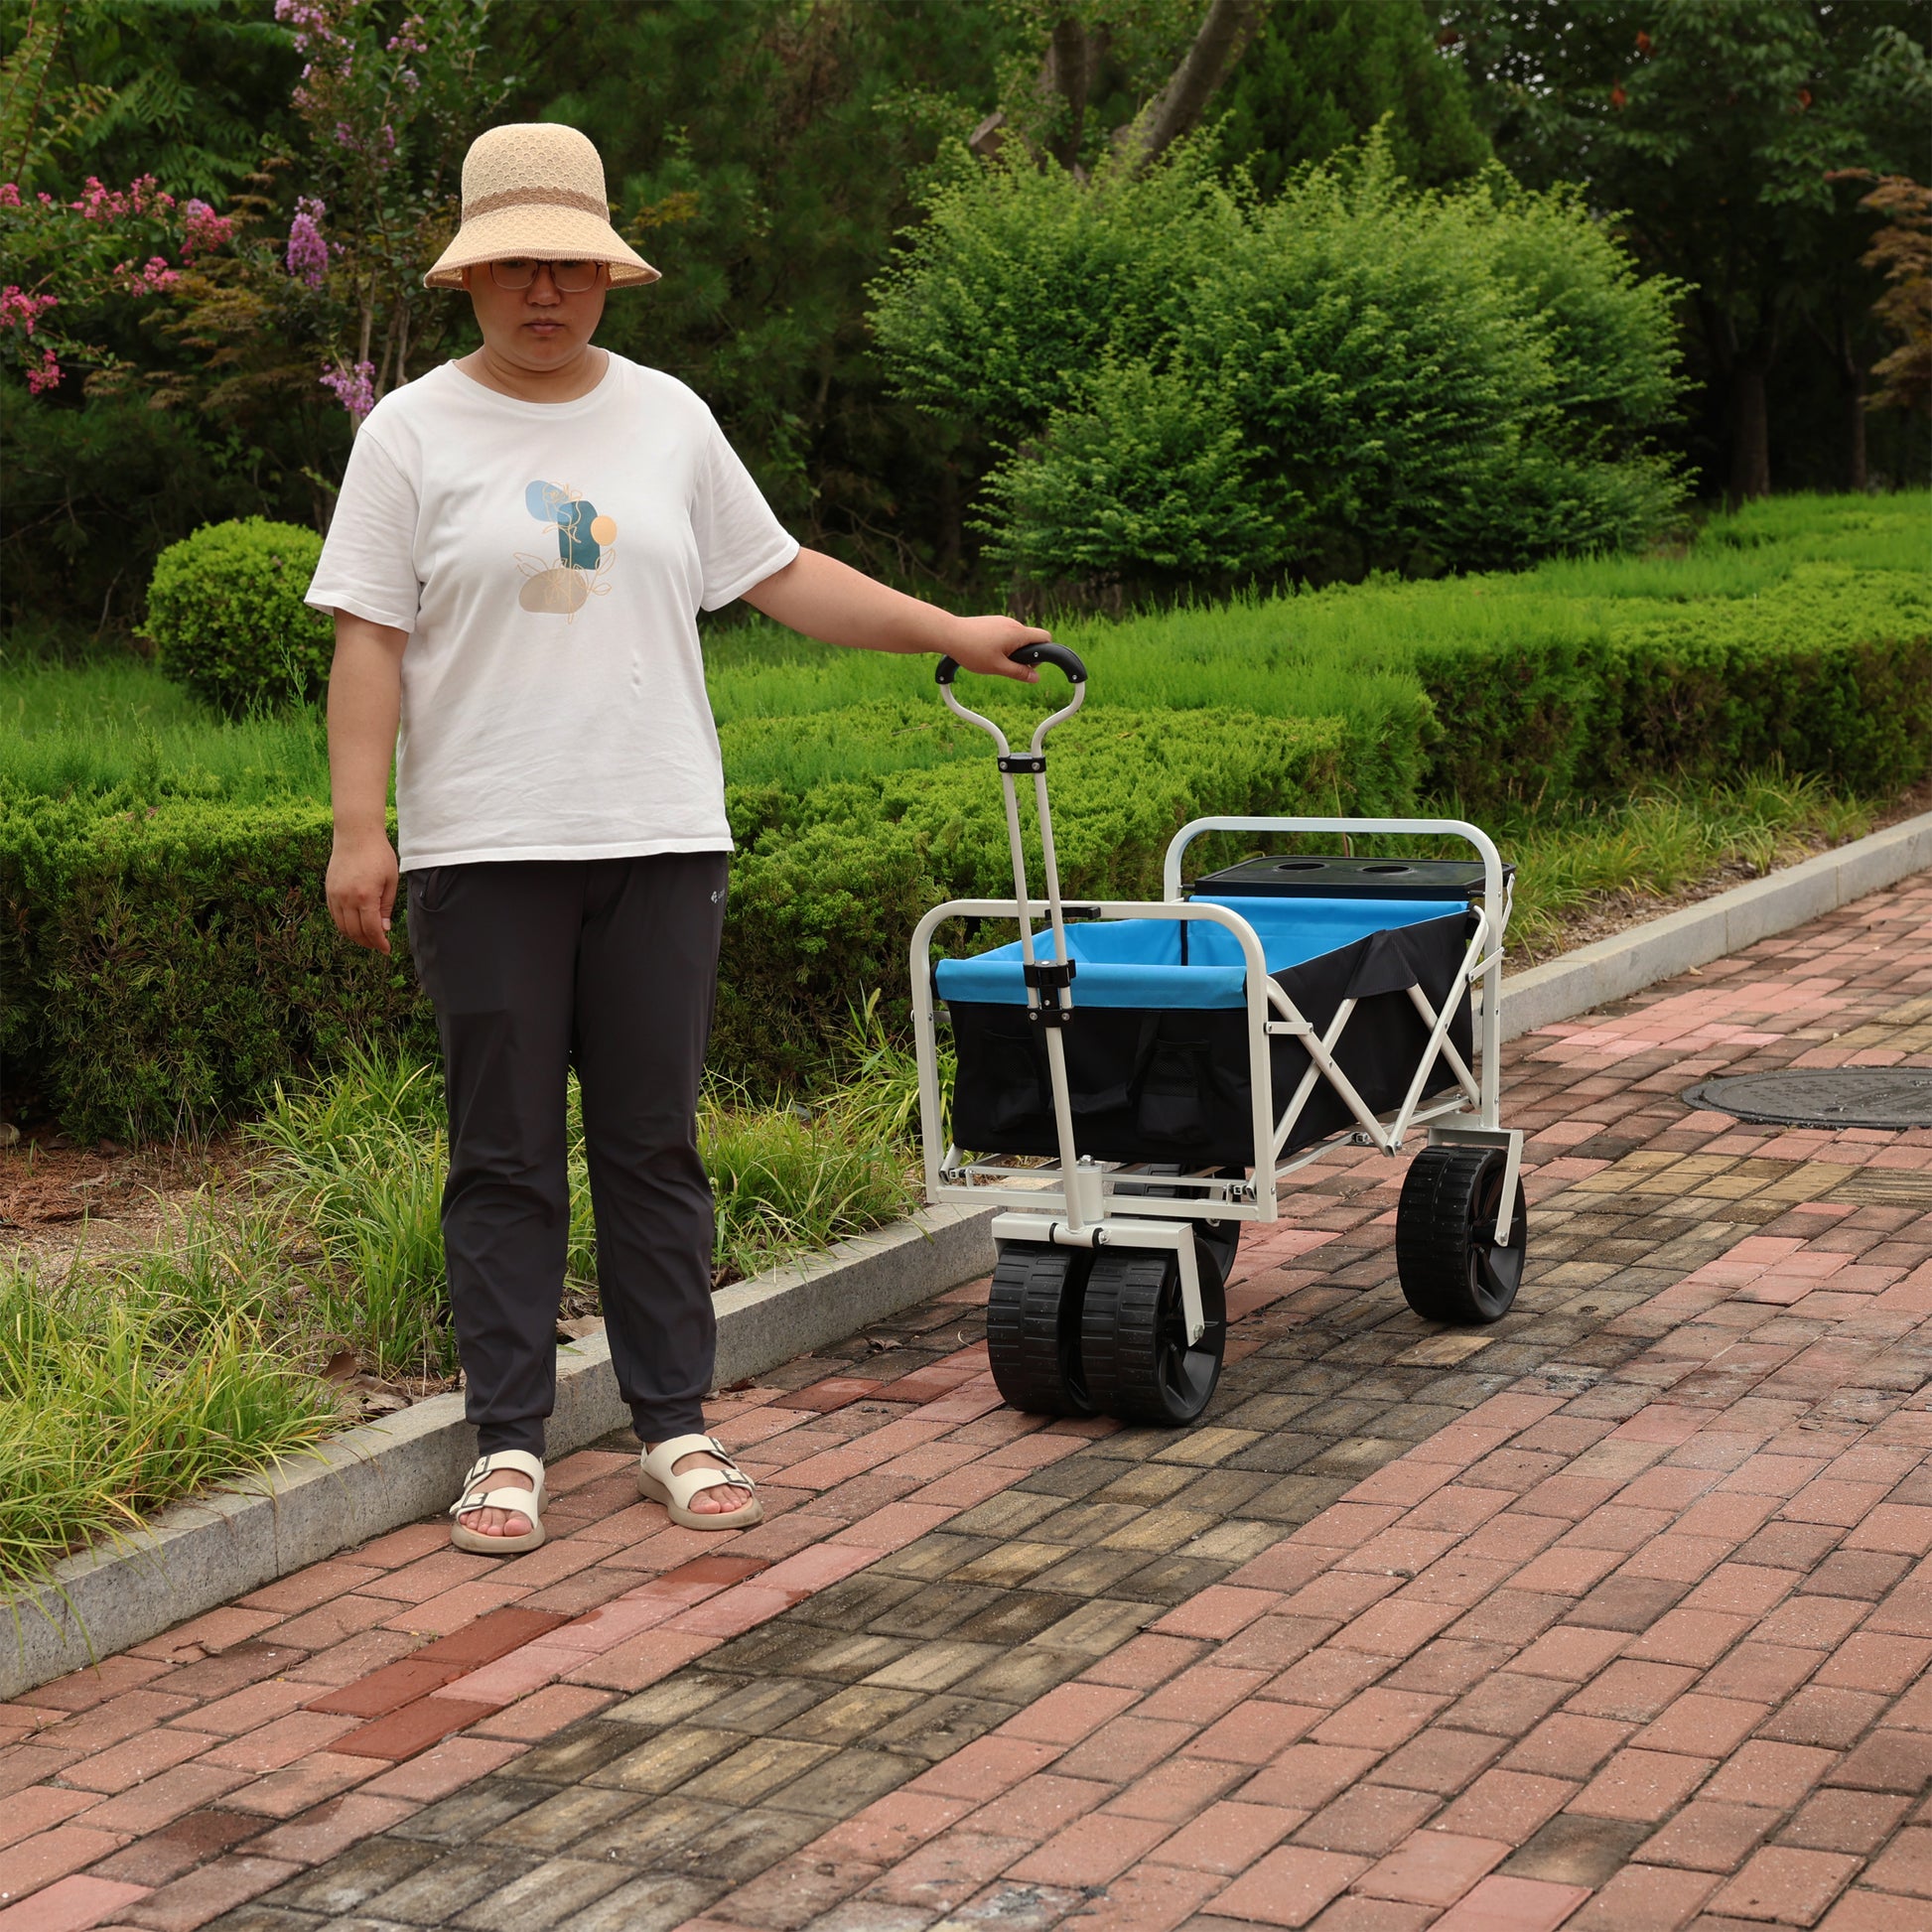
[286,197,329,288]
[321,356,376,422]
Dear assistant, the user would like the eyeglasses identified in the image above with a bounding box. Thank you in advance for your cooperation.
[486,258,601,293]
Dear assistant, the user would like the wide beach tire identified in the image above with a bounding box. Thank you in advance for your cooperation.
[1396,1145,1526,1325]
[986,1241,1095,1416]
[1080,1239,1227,1427]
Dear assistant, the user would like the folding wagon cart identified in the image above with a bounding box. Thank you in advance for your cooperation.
[907,644,1530,1427]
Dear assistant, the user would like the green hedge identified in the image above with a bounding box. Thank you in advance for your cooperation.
[4,711,1362,1137]
[7,501,1928,1141]
[1417,565,1932,806]
[1,798,433,1140]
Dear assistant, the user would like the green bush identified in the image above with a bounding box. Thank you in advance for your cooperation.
[0,796,434,1140]
[145,518,334,716]
[871,137,1688,595]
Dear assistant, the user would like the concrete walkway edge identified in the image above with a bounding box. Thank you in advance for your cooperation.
[1498,807,1932,1040]
[0,1201,996,1700]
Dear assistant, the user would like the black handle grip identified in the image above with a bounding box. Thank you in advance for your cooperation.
[935,641,1088,686]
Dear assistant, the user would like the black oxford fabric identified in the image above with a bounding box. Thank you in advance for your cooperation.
[947,907,1474,1167]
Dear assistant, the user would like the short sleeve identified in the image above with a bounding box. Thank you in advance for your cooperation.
[306,430,423,631]
[693,413,798,611]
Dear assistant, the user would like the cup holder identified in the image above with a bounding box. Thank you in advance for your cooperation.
[1362,864,1414,874]
[1272,860,1326,871]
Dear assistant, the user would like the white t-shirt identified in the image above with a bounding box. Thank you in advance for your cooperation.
[305,354,798,869]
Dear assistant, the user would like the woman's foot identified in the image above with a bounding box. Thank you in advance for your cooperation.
[643,1442,756,1516]
[637,1435,763,1530]
[457,1465,535,1540]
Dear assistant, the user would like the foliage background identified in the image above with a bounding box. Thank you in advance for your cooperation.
[4,0,1925,643]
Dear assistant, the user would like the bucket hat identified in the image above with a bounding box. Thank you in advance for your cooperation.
[424,123,658,290]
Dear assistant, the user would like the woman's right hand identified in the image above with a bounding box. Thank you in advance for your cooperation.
[327,829,400,954]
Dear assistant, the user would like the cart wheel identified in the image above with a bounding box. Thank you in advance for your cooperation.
[987,1241,1095,1417]
[1081,1241,1226,1427]
[1113,1167,1242,1294]
[1396,1147,1526,1325]
[1195,1217,1240,1293]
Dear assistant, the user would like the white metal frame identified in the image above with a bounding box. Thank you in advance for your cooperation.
[912,660,1521,1346]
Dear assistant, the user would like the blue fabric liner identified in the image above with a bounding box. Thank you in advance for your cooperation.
[933,895,1468,1011]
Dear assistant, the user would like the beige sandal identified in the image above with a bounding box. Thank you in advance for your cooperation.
[637,1434,763,1530]
[449,1449,547,1555]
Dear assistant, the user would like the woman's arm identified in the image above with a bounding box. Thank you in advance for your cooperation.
[325,611,408,954]
[740,547,1047,682]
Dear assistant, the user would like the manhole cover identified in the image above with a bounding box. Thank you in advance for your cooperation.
[1687,1068,1932,1130]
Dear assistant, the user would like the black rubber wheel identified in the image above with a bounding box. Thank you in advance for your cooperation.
[1112,1166,1242,1295]
[1081,1241,1227,1426]
[1396,1146,1527,1324]
[986,1241,1095,1416]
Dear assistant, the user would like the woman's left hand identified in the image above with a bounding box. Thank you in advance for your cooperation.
[943,614,1052,682]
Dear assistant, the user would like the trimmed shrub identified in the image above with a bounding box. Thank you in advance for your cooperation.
[5,710,1362,1136]
[871,137,1689,595]
[8,496,1927,1140]
[146,518,334,716]
[1,797,433,1141]
[1415,565,1932,806]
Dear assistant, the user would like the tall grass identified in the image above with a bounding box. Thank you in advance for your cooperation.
[1499,772,1873,960]
[0,1211,339,1589]
[0,657,331,805]
[0,1037,925,1588]
[249,1043,919,1380]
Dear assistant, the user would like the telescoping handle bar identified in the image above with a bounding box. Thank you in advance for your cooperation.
[934,641,1089,993]
[935,640,1092,1223]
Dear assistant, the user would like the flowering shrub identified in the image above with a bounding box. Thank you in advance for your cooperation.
[268,0,510,429]
[0,171,233,396]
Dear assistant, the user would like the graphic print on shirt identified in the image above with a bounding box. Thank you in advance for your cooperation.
[515,480,618,619]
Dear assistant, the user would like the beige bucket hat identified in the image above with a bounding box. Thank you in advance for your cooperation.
[424,122,658,290]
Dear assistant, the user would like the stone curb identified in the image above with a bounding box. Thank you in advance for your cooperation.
[1,1201,996,1700]
[1498,809,1932,1041]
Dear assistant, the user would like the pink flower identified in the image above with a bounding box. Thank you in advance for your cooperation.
[0,183,20,207]
[321,356,376,422]
[0,285,59,335]
[286,198,329,288]
[112,255,180,295]
[25,346,62,394]
[181,199,237,257]
[72,176,129,221]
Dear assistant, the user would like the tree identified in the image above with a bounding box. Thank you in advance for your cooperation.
[1215,0,1492,196]
[1440,0,1932,499]
[1840,171,1931,415]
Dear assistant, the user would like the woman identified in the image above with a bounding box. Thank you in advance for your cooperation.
[312,122,1042,1553]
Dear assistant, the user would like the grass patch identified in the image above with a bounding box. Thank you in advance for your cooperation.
[0,1037,922,1590]
[0,1210,339,1590]
[7,491,1922,809]
[247,1043,919,1383]
[1500,771,1874,960]
[0,658,331,807]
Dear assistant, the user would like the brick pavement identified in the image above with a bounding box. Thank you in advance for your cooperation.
[3,877,1932,1932]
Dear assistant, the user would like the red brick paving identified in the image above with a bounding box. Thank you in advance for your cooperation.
[0,879,1930,1929]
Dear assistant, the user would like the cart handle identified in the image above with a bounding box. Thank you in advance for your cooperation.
[937,642,1088,759]
[935,641,1087,687]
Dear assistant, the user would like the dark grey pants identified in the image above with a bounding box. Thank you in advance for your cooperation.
[406,853,729,1457]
